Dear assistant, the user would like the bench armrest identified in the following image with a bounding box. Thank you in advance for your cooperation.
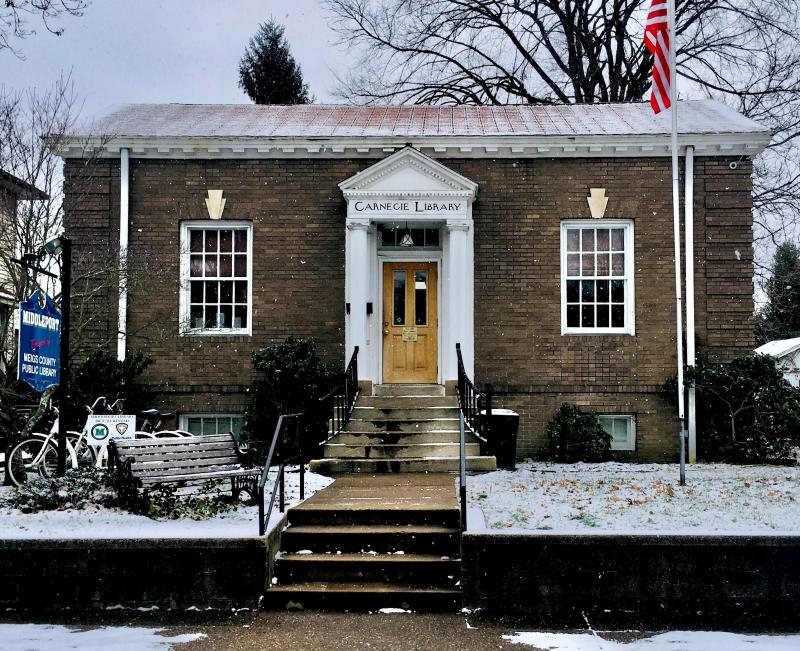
[233,437,258,469]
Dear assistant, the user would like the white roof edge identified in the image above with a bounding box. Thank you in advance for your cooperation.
[755,337,800,358]
[57,131,772,160]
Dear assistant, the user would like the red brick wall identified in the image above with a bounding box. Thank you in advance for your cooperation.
[63,154,754,458]
[444,156,754,459]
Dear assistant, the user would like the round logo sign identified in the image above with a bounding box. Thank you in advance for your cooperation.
[90,423,110,442]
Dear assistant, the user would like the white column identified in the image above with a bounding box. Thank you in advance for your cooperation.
[685,146,697,462]
[446,220,473,380]
[117,148,129,362]
[346,218,370,370]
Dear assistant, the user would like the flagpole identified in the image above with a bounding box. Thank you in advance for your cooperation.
[668,0,687,485]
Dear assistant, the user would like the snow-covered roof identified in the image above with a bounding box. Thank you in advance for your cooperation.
[755,337,800,359]
[84,100,765,139]
[58,99,771,159]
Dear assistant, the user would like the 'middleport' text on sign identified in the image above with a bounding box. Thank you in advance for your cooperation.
[17,290,62,392]
[353,200,465,216]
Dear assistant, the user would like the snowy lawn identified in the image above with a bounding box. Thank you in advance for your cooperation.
[503,630,800,650]
[0,466,332,539]
[469,462,800,533]
[0,624,204,651]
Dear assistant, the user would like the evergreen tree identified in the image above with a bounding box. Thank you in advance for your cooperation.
[237,19,310,105]
[758,241,800,343]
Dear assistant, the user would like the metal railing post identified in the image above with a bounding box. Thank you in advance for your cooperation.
[279,463,285,513]
[459,410,467,533]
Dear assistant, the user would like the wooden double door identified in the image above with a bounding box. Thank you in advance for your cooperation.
[382,262,438,383]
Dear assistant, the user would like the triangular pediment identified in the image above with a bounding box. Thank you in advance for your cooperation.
[339,147,478,197]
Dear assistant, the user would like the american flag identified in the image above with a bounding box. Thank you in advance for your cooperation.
[644,0,670,113]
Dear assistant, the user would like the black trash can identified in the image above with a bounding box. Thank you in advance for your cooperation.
[478,409,519,470]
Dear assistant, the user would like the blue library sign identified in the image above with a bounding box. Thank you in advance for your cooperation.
[17,289,61,392]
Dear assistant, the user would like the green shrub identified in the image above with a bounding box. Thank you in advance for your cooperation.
[143,483,237,520]
[243,337,334,458]
[1,468,117,513]
[544,403,612,463]
[663,355,800,463]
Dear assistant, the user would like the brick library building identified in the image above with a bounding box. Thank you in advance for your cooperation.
[60,101,769,464]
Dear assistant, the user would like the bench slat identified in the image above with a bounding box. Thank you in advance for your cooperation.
[128,448,240,462]
[139,468,259,485]
[138,465,243,479]
[117,441,236,457]
[131,456,245,471]
[114,434,233,449]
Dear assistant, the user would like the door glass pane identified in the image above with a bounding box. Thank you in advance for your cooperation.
[393,271,406,325]
[415,272,427,325]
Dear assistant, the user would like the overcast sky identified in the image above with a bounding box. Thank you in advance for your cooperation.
[1,1,348,122]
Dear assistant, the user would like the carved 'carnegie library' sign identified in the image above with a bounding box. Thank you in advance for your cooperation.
[353,200,465,216]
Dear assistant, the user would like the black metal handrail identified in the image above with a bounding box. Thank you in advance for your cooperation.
[456,343,492,437]
[318,346,360,443]
[258,413,304,536]
[455,343,492,533]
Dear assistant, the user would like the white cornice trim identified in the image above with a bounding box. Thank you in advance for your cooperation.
[57,132,772,160]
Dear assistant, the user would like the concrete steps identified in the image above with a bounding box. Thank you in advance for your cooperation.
[323,442,481,459]
[374,384,446,397]
[276,553,460,584]
[264,582,461,612]
[310,456,495,474]
[281,524,458,554]
[314,384,496,475]
[263,474,463,612]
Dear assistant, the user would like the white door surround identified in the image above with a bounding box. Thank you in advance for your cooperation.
[339,147,478,385]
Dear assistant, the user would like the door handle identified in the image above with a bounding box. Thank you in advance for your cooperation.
[383,329,389,335]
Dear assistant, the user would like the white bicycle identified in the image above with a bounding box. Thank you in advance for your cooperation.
[5,396,122,486]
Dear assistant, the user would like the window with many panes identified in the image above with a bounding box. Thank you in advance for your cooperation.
[180,221,252,334]
[598,415,636,451]
[179,413,245,440]
[561,220,634,334]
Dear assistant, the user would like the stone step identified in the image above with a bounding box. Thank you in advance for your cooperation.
[323,442,480,459]
[275,553,460,585]
[373,384,446,397]
[352,406,461,420]
[263,582,461,612]
[331,431,474,445]
[288,503,460,529]
[358,396,458,409]
[309,456,496,476]
[344,419,461,433]
[280,524,460,554]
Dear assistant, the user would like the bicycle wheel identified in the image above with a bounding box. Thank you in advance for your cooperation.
[68,433,97,469]
[6,436,53,486]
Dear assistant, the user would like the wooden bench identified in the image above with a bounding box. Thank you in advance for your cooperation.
[109,433,260,502]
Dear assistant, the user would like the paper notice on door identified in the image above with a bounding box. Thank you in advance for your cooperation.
[401,327,418,342]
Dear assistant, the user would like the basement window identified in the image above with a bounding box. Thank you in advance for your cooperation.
[561,220,635,335]
[598,415,636,451]
[179,221,252,335]
[179,413,245,439]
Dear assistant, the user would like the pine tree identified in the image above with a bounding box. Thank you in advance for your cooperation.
[237,19,310,105]
[758,241,800,343]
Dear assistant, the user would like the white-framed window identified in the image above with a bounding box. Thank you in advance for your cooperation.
[599,415,636,451]
[179,413,245,438]
[179,221,252,335]
[561,220,635,335]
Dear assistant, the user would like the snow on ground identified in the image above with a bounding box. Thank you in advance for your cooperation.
[0,624,204,651]
[0,466,333,539]
[469,462,800,533]
[503,630,800,650]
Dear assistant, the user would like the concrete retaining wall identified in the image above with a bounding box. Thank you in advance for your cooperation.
[0,520,285,612]
[462,532,800,627]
